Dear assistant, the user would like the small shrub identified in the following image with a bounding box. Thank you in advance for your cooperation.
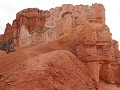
[0,36,16,54]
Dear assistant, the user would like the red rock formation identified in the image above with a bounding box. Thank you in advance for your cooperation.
[0,8,50,46]
[0,3,120,89]
[16,8,50,34]
[41,3,114,83]
[99,40,120,84]
[41,4,105,42]
[0,23,13,41]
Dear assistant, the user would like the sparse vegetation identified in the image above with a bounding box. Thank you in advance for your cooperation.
[0,36,16,54]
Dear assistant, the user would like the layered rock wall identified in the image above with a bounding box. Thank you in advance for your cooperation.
[0,8,50,46]
[42,4,105,42]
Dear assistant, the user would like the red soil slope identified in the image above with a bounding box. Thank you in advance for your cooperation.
[0,50,98,90]
[0,35,77,74]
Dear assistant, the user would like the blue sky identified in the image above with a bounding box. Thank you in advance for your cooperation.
[0,0,120,46]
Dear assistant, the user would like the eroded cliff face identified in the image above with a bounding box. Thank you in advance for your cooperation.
[43,4,105,42]
[19,25,32,47]
[0,8,50,46]
[0,3,120,89]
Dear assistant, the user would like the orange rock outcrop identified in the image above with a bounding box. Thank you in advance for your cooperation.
[0,8,50,46]
[0,3,120,90]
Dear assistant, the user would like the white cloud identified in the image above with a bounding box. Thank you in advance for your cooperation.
[0,0,120,47]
